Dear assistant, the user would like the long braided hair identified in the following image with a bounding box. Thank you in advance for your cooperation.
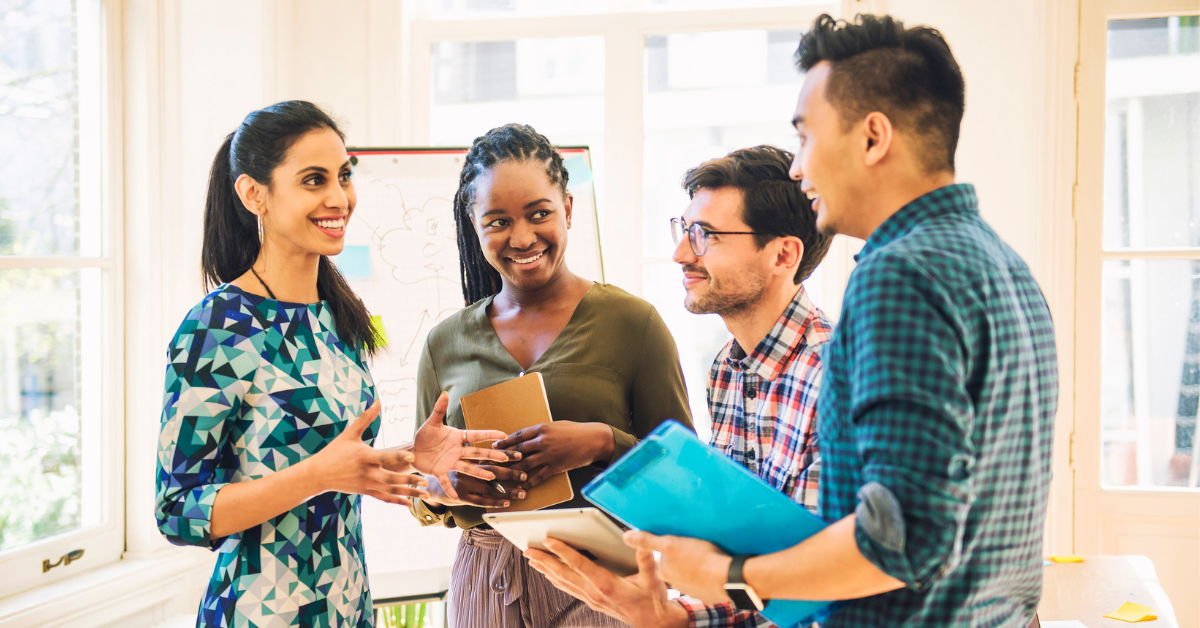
[453,124,570,305]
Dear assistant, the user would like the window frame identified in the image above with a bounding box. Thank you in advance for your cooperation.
[1072,0,1200,577]
[0,0,126,598]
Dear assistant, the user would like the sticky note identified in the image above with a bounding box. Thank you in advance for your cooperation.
[563,156,593,187]
[1049,555,1084,563]
[336,245,372,277]
[1103,601,1157,622]
[370,315,388,348]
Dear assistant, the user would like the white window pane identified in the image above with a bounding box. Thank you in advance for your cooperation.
[0,268,100,552]
[643,29,803,262]
[1101,259,1200,488]
[0,0,91,256]
[430,36,605,210]
[422,0,824,19]
[1103,17,1200,250]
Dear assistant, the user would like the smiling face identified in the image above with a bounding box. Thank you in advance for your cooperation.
[470,159,573,292]
[672,187,772,317]
[254,128,355,258]
[789,61,863,237]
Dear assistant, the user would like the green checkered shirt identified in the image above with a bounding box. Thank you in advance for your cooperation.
[818,184,1059,627]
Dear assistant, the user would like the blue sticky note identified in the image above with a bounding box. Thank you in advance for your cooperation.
[336,245,372,277]
[563,156,593,187]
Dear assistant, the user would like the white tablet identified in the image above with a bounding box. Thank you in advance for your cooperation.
[483,507,639,577]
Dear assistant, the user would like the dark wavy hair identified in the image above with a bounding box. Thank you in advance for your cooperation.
[683,145,832,284]
[796,13,965,174]
[452,123,569,305]
[202,100,377,355]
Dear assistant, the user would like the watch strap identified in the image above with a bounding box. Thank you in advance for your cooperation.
[724,554,765,612]
[727,554,750,585]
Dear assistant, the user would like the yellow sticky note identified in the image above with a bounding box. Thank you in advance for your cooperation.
[370,315,388,348]
[1104,602,1158,622]
[1049,555,1084,563]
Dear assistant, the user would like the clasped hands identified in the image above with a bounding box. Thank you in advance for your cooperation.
[307,391,514,506]
[422,420,614,509]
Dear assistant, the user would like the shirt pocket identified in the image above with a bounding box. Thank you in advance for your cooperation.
[542,363,628,431]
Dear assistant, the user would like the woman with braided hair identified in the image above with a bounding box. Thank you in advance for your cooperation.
[408,123,693,627]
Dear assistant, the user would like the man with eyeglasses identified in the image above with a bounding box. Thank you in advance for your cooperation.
[524,144,833,628]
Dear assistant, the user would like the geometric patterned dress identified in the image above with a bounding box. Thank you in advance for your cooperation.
[156,284,378,628]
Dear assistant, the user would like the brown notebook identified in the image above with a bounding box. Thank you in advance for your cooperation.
[460,372,574,513]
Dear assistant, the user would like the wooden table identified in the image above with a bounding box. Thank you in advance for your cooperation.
[1039,556,1180,627]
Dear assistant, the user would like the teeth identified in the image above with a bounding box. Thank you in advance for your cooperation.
[315,218,345,230]
[510,252,543,264]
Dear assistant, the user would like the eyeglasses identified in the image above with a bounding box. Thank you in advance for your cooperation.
[670,217,766,257]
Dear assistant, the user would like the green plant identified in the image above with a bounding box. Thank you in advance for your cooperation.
[0,407,81,551]
[378,602,429,628]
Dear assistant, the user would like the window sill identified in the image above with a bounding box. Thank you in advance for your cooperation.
[0,549,214,628]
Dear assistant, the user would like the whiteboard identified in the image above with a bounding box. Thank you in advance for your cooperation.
[341,147,603,603]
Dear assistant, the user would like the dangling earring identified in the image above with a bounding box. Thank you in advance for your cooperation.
[256,214,264,245]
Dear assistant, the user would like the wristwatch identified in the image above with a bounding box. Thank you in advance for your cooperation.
[724,554,766,612]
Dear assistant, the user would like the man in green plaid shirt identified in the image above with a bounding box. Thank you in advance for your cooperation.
[619,13,1059,627]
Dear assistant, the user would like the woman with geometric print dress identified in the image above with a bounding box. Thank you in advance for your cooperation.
[156,101,514,628]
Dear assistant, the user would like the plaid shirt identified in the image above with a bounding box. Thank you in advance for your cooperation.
[819,184,1059,627]
[678,286,832,628]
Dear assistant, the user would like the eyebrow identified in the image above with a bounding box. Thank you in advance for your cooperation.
[480,199,553,218]
[296,160,352,176]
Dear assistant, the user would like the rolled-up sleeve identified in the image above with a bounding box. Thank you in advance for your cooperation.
[155,320,251,549]
[846,253,976,591]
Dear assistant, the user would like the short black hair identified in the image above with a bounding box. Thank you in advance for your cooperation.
[683,145,832,284]
[796,13,965,174]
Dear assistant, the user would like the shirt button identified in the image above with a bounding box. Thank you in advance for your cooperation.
[747,449,756,460]
[746,386,757,399]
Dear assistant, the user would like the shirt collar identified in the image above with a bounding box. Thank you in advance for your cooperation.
[726,286,818,382]
[856,183,979,261]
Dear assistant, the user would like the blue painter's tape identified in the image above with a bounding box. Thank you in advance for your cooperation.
[336,245,372,277]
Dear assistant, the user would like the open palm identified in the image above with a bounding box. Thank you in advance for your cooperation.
[411,392,512,500]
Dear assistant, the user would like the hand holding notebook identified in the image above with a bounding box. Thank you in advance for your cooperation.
[460,373,574,512]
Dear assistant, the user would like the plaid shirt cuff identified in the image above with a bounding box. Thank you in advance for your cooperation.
[676,595,767,628]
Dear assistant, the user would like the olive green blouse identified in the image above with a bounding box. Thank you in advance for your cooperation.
[409,283,693,530]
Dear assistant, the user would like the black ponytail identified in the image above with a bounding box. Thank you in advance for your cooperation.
[452,123,570,305]
[201,100,378,356]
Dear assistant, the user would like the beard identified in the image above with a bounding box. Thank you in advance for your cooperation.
[682,265,769,317]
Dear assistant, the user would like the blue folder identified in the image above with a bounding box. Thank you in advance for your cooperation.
[582,420,837,628]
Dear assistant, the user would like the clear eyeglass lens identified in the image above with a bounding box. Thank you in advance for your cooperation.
[689,223,708,256]
[670,218,685,246]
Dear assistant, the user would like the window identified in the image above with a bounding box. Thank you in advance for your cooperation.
[0,0,121,597]
[1074,4,1200,624]
[421,0,826,20]
[405,1,841,435]
[1098,16,1200,489]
